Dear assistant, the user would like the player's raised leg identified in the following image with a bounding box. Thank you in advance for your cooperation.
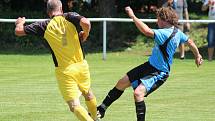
[97,75,130,118]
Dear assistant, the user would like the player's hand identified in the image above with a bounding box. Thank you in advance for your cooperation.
[15,17,26,26]
[195,54,203,67]
[125,6,135,19]
[79,31,89,42]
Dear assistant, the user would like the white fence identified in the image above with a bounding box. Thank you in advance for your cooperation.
[1,18,215,60]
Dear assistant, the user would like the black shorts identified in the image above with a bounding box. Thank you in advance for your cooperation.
[127,61,169,96]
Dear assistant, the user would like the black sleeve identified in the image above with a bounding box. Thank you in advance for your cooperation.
[64,12,84,27]
[24,20,49,37]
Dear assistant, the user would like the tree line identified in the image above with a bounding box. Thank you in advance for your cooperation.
[0,0,206,52]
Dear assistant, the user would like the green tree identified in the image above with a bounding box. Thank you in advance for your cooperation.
[98,0,119,48]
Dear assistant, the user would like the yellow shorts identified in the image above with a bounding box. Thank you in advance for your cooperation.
[55,60,91,101]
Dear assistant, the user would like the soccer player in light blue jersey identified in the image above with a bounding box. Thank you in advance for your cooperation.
[97,6,203,121]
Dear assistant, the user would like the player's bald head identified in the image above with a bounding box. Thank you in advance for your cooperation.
[47,0,62,13]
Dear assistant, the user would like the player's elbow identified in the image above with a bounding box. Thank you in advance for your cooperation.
[187,39,193,45]
[15,31,24,37]
[15,30,21,36]
[15,28,26,36]
[80,18,91,29]
[187,39,196,48]
[81,17,90,25]
[143,29,154,38]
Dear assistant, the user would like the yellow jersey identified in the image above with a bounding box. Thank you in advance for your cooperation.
[24,12,84,68]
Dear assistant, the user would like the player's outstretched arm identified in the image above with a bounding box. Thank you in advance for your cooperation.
[186,39,203,67]
[79,17,91,42]
[15,17,26,36]
[125,6,154,38]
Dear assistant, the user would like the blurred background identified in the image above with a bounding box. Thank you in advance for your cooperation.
[0,0,208,55]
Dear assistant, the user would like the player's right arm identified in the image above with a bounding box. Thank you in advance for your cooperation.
[15,17,26,36]
[125,6,154,38]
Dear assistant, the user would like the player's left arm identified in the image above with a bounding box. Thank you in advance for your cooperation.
[79,17,91,42]
[186,39,203,67]
[125,6,154,38]
[15,17,26,36]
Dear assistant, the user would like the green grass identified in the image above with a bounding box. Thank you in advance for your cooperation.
[0,51,215,121]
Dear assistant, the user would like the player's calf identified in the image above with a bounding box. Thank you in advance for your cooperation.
[97,87,124,118]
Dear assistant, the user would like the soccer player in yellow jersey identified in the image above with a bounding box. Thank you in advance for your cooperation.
[15,0,98,120]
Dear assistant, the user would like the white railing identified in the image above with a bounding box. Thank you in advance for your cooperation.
[1,18,215,60]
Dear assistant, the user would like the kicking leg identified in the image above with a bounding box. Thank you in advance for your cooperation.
[97,75,131,118]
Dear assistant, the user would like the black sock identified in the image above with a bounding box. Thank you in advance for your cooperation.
[135,101,146,121]
[102,87,124,108]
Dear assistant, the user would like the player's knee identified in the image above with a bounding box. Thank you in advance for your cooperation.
[116,79,124,87]
[67,99,80,112]
[69,106,75,112]
[83,90,94,101]
[134,89,144,98]
[69,104,79,112]
[133,86,146,101]
[116,76,130,90]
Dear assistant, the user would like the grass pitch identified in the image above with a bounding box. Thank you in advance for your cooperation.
[0,51,214,121]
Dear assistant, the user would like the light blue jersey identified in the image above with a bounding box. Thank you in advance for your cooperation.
[149,27,188,72]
